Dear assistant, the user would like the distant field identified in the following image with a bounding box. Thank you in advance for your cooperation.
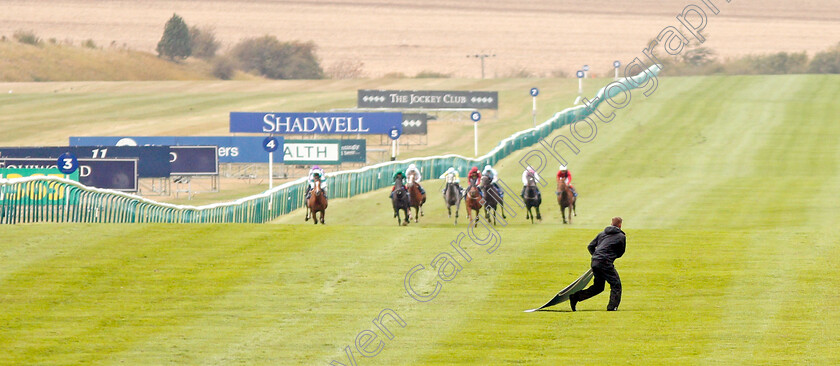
[2,74,840,364]
[0,41,219,82]
[2,0,840,77]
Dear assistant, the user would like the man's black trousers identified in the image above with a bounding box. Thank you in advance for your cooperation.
[570,260,621,310]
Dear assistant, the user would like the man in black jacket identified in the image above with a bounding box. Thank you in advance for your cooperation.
[570,217,626,311]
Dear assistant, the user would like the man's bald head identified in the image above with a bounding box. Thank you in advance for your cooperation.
[611,217,623,228]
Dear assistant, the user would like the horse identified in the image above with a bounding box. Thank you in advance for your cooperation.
[443,181,462,225]
[482,174,506,221]
[557,177,576,224]
[305,175,328,225]
[406,174,426,223]
[392,175,411,226]
[464,180,483,227]
[480,175,502,226]
[523,174,542,224]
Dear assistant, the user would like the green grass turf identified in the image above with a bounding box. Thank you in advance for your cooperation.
[2,74,840,364]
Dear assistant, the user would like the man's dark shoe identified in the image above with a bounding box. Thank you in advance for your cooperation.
[569,297,578,312]
[607,307,618,311]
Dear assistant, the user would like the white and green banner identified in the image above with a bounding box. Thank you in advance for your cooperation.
[283,139,366,165]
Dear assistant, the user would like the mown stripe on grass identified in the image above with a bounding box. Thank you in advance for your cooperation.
[0,225,300,365]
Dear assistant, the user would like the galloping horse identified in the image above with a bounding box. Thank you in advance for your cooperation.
[392,176,411,226]
[406,175,426,223]
[305,175,328,224]
[443,181,462,225]
[464,181,483,227]
[480,175,501,225]
[557,177,576,224]
[523,174,542,224]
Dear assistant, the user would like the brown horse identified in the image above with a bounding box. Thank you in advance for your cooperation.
[306,175,328,224]
[464,181,483,227]
[557,178,576,224]
[406,174,426,223]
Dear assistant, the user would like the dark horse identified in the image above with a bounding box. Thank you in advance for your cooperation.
[305,175,328,224]
[523,174,542,224]
[443,181,462,225]
[557,177,576,224]
[392,176,411,226]
[464,180,482,227]
[406,174,426,223]
[480,175,503,225]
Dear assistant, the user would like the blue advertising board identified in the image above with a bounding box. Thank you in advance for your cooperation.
[229,112,402,135]
[169,146,219,175]
[0,158,138,191]
[0,146,169,178]
[69,136,279,163]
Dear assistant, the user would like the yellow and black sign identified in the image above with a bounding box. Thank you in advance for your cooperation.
[0,168,79,204]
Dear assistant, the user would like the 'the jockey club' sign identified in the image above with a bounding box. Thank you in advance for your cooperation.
[229,112,403,135]
[357,90,499,109]
[401,113,428,135]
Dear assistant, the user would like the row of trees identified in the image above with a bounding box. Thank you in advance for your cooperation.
[158,14,840,80]
[658,42,840,76]
[156,14,323,80]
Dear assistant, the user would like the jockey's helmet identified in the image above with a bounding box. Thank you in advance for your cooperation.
[408,163,417,171]
[483,165,492,172]
[559,165,568,171]
[312,165,320,171]
[526,166,535,173]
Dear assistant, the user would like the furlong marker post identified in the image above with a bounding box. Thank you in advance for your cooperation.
[574,70,585,105]
[269,151,273,189]
[530,87,539,127]
[388,127,401,161]
[614,60,621,80]
[262,136,279,190]
[577,70,584,94]
[471,111,481,157]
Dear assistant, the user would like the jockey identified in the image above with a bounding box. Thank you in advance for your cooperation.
[520,166,542,200]
[305,165,327,199]
[467,166,483,197]
[481,164,504,198]
[467,166,481,187]
[439,167,461,194]
[390,170,406,198]
[557,165,577,197]
[405,163,426,195]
